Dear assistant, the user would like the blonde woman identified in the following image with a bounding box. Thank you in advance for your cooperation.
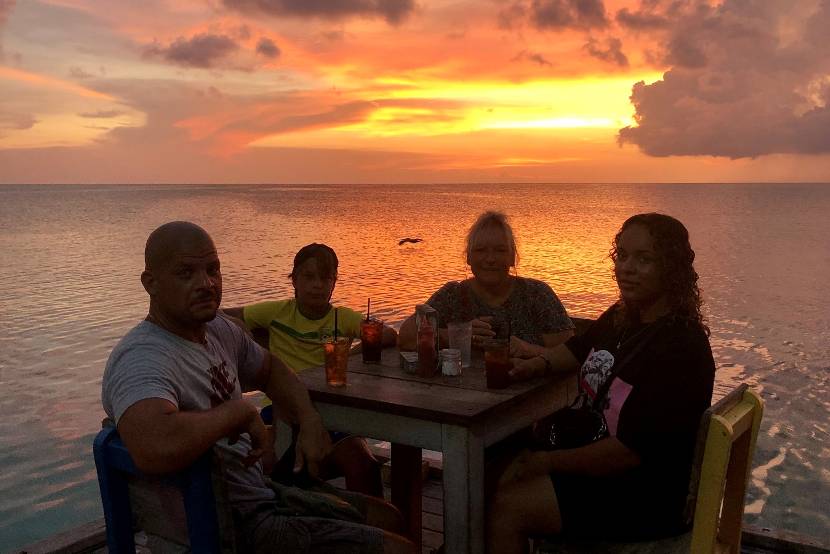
[399,211,574,370]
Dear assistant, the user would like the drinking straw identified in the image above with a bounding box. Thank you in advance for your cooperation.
[367,298,371,321]
[334,308,339,341]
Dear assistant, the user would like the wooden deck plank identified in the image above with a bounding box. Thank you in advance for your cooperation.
[423,512,444,533]
[15,480,830,554]
[422,528,444,551]
[422,479,444,499]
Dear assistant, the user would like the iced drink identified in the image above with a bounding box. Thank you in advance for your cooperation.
[484,339,511,389]
[324,337,352,387]
[360,318,383,363]
[447,320,473,368]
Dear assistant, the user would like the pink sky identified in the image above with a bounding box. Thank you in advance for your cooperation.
[1,0,829,184]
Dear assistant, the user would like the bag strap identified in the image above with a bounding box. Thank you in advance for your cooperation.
[591,317,667,409]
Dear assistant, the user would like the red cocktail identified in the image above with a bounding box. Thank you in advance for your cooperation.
[360,318,383,363]
[484,339,511,389]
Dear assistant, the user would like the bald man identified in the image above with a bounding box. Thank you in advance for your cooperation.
[102,222,414,554]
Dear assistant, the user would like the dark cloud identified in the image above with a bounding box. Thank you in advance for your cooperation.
[256,37,280,58]
[532,0,608,30]
[499,0,608,31]
[236,25,251,40]
[78,110,125,119]
[513,49,553,67]
[583,37,628,67]
[497,1,527,29]
[222,0,416,25]
[619,1,830,158]
[0,111,37,131]
[69,66,94,79]
[144,33,239,69]
[320,29,346,42]
[615,7,668,30]
[664,34,706,68]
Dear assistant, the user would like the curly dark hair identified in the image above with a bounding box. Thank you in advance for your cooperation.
[611,213,708,335]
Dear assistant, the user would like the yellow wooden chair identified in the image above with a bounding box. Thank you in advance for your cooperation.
[688,383,764,553]
[535,383,764,554]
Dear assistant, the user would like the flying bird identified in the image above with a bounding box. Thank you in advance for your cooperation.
[398,237,423,246]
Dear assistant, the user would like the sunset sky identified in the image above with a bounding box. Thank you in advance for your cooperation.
[1,0,829,183]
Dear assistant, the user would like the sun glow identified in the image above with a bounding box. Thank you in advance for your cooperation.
[251,73,659,145]
[485,117,631,129]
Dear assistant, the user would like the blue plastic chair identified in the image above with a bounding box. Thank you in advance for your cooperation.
[93,425,222,553]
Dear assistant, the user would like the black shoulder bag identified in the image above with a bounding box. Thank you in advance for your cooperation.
[530,320,665,450]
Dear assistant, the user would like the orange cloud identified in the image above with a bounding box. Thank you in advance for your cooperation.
[0,66,114,100]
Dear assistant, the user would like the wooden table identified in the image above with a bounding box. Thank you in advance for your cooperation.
[299,348,576,554]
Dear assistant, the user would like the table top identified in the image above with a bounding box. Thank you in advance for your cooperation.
[299,347,573,426]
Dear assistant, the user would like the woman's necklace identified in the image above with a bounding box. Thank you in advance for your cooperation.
[616,322,651,351]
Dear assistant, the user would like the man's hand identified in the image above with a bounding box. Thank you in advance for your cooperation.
[293,414,332,477]
[499,449,552,486]
[242,408,272,469]
[226,400,272,469]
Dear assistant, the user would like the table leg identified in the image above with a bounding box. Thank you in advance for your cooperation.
[442,425,485,554]
[390,442,422,548]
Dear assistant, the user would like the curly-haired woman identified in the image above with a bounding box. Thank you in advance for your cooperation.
[488,213,716,552]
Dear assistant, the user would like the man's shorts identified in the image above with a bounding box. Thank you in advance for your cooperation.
[244,507,384,554]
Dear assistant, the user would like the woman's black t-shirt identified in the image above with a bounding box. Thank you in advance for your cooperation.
[555,304,715,539]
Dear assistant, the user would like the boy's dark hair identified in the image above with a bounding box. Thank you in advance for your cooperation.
[290,243,339,280]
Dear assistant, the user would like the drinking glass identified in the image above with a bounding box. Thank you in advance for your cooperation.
[484,338,511,389]
[440,348,462,376]
[324,337,353,387]
[360,317,384,364]
[447,320,473,368]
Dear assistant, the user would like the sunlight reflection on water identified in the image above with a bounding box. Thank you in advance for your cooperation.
[1,183,828,549]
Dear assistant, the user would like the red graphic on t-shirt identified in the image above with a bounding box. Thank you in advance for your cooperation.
[208,361,237,407]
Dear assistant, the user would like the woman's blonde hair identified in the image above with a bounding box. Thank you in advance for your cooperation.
[464,211,519,267]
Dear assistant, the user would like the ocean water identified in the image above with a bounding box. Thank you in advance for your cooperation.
[0,183,828,550]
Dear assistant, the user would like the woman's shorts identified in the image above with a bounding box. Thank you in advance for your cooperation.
[550,472,688,541]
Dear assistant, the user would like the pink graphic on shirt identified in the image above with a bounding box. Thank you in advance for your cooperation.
[579,348,615,401]
[604,378,634,436]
